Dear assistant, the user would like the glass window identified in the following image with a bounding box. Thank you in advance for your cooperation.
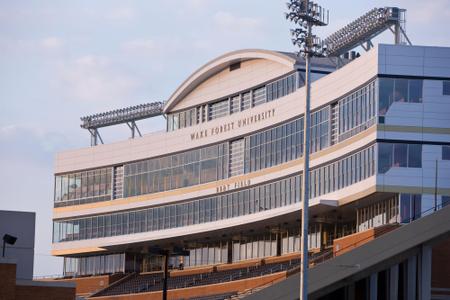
[409,80,423,103]
[408,144,422,168]
[394,79,408,102]
[393,144,407,167]
[442,146,450,160]
[443,81,450,95]
[379,78,394,116]
[378,143,393,174]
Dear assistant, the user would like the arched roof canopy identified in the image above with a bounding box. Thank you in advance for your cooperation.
[163,49,298,113]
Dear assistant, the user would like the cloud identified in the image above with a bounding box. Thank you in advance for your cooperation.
[105,7,136,21]
[122,38,156,53]
[213,11,262,35]
[0,124,70,162]
[400,0,450,23]
[40,37,64,50]
[57,55,140,104]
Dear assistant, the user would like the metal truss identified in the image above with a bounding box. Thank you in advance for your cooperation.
[80,102,164,146]
[324,7,412,57]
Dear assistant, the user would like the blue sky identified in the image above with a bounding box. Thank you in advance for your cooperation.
[1,0,449,277]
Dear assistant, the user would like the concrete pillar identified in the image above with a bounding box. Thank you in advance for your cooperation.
[390,264,399,300]
[370,273,378,300]
[420,245,432,300]
[408,256,417,300]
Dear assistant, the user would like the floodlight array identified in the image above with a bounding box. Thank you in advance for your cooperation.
[324,7,401,57]
[285,0,328,26]
[285,0,328,57]
[80,101,164,130]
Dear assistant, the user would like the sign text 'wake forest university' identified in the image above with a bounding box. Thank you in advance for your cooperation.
[190,108,276,141]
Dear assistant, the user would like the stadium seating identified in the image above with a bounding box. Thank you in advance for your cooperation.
[93,258,300,297]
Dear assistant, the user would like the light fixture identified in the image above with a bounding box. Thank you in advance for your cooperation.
[2,234,18,258]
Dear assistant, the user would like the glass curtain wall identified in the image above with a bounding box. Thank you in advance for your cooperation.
[53,175,302,243]
[246,117,304,173]
[310,144,376,199]
[123,143,228,197]
[63,253,125,277]
[54,142,380,244]
[54,167,112,207]
[338,80,376,142]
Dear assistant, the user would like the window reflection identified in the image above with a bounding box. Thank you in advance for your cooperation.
[378,78,423,116]
[378,143,422,174]
[54,167,112,207]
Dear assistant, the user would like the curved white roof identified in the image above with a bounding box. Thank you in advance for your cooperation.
[163,49,299,113]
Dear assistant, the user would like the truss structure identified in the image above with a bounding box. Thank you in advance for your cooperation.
[80,102,164,146]
[324,7,412,57]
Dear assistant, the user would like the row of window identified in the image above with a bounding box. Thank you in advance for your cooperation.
[266,72,299,102]
[338,81,377,142]
[246,117,304,173]
[54,142,386,243]
[167,71,303,132]
[123,143,228,198]
[53,175,302,243]
[54,168,112,207]
[63,253,125,277]
[310,144,376,199]
[310,106,330,153]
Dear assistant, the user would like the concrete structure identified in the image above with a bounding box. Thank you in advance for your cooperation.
[0,210,35,280]
[246,204,450,300]
[50,44,450,298]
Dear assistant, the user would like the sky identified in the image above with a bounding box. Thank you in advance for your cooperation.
[1,0,449,277]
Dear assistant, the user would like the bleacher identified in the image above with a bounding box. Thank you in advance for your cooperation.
[92,258,300,297]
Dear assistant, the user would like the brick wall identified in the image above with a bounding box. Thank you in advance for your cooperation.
[333,224,400,256]
[15,285,75,300]
[54,274,124,296]
[0,262,17,300]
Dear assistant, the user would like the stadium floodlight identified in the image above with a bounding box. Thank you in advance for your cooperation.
[80,101,165,146]
[2,234,18,258]
[324,7,411,57]
[286,1,328,299]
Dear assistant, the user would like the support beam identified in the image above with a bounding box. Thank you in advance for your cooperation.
[420,245,432,300]
[389,264,399,300]
[370,273,378,300]
[408,256,417,300]
[126,121,142,139]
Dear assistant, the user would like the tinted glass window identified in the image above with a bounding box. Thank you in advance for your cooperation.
[394,79,408,102]
[379,78,394,115]
[442,146,450,160]
[408,144,422,168]
[409,80,423,103]
[443,81,450,95]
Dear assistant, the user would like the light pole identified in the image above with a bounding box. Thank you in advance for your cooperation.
[285,1,328,299]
